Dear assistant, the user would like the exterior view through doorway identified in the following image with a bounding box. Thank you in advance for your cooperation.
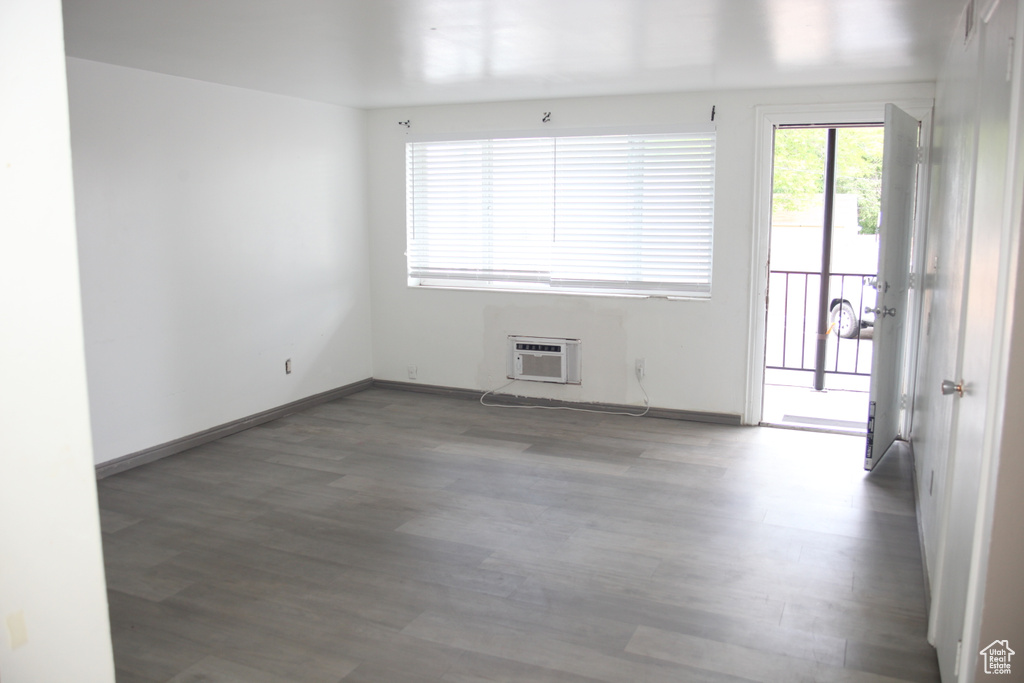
[761,124,884,434]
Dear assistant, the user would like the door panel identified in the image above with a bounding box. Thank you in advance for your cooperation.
[865,104,919,470]
[932,1,1017,678]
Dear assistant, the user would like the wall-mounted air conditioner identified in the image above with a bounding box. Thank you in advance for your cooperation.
[507,336,581,384]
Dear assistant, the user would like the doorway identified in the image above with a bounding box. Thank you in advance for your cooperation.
[760,125,884,434]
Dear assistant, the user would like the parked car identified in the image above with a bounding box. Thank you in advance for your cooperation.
[829,276,877,338]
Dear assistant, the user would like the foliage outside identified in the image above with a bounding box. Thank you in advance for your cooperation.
[771,127,884,234]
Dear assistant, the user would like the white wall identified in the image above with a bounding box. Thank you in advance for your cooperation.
[367,84,933,416]
[67,59,374,465]
[910,8,981,579]
[0,2,114,680]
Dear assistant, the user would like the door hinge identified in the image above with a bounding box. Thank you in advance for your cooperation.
[955,639,963,673]
[1008,36,1015,83]
[917,146,925,164]
[900,393,908,411]
[908,272,917,289]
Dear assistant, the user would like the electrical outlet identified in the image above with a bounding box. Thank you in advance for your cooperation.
[635,358,645,379]
[285,359,292,375]
[407,365,418,380]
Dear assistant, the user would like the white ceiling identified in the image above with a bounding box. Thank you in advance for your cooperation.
[62,0,966,109]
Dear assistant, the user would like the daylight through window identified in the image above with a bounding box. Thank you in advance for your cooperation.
[406,128,716,297]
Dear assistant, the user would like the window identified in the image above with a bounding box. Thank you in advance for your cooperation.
[406,127,716,298]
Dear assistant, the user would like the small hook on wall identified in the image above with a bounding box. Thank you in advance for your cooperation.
[398,120,411,128]
[542,112,552,123]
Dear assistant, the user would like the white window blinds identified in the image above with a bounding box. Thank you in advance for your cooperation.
[406,128,715,297]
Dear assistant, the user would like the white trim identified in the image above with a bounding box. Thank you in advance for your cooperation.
[744,99,934,425]
[901,107,936,438]
[979,0,1004,23]
[406,123,716,144]
[743,107,776,425]
[905,109,937,436]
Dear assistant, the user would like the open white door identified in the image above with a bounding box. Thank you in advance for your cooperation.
[864,104,919,470]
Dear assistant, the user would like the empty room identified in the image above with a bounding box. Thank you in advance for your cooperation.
[3,1,1024,682]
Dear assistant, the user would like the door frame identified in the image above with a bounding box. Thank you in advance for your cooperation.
[744,100,935,426]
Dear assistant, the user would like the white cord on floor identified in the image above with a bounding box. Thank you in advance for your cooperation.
[479,376,651,417]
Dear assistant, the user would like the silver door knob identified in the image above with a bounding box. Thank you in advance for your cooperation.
[941,380,964,397]
[867,305,897,317]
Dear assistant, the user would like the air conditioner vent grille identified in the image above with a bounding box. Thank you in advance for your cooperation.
[507,335,581,384]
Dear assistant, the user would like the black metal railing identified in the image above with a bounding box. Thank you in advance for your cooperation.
[765,270,874,377]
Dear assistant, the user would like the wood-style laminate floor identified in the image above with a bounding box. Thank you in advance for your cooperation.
[99,388,939,683]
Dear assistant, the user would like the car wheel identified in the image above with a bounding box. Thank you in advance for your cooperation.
[830,301,859,338]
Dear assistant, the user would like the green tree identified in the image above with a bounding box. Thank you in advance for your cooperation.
[772,127,884,234]
[772,128,825,213]
[836,128,884,234]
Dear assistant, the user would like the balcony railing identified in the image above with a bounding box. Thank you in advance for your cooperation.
[765,270,874,377]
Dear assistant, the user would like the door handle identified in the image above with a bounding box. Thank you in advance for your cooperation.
[867,305,897,317]
[941,379,964,397]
